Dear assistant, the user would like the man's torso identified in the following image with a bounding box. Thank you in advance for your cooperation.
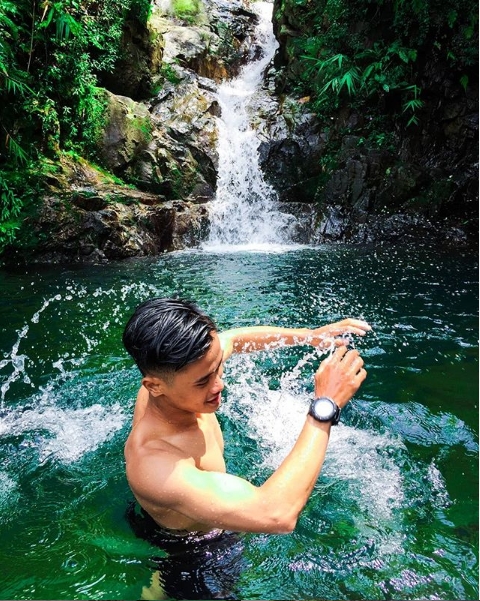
[125,407,226,532]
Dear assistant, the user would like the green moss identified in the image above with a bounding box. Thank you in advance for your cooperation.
[161,63,183,85]
[172,0,200,20]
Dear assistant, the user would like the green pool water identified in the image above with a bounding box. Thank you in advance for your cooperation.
[0,244,478,600]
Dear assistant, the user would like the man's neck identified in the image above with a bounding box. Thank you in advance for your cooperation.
[146,395,199,431]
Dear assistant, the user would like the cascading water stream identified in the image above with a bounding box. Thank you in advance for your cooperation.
[204,1,297,249]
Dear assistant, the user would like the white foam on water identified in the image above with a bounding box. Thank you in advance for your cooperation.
[0,401,126,464]
[229,384,405,519]
[0,472,19,515]
[201,242,311,254]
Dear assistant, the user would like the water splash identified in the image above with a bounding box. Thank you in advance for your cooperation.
[0,400,125,464]
[205,1,297,248]
[0,325,30,403]
[0,283,135,488]
[220,350,455,559]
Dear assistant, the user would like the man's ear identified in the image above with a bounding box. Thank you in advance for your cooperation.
[142,375,168,398]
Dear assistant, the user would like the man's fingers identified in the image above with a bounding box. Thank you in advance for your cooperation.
[331,345,349,360]
[351,319,371,329]
[356,367,367,383]
[350,355,365,374]
[326,347,365,373]
[348,327,369,336]
[316,345,344,374]
[329,319,372,336]
[334,326,369,337]
[318,347,365,377]
[336,347,359,362]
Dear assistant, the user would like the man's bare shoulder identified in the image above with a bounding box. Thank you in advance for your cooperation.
[125,419,189,466]
[125,423,192,501]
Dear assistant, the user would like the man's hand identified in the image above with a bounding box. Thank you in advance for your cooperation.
[313,318,371,343]
[314,346,366,408]
[309,318,371,350]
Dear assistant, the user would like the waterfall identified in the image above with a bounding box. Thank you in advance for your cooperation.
[204,1,297,250]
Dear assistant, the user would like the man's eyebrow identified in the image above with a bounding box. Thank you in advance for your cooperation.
[194,352,223,384]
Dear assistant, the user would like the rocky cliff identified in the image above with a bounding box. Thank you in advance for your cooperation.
[266,0,478,245]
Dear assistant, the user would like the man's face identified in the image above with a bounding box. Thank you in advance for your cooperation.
[153,332,225,414]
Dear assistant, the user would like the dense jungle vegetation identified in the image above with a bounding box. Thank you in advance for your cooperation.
[0,0,152,253]
[275,0,477,126]
[272,0,478,230]
[0,0,478,255]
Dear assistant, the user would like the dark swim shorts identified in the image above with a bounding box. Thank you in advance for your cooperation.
[126,502,245,600]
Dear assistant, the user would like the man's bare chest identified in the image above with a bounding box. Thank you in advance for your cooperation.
[188,425,226,473]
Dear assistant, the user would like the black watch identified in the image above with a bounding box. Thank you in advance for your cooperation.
[308,396,341,425]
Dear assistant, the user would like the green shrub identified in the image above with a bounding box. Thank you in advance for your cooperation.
[172,0,200,20]
[280,0,478,127]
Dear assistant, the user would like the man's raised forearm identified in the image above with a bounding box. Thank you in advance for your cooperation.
[221,320,371,356]
[258,416,332,532]
[227,326,316,353]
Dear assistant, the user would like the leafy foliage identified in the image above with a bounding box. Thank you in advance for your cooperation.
[172,0,200,20]
[0,0,152,252]
[277,0,478,126]
[0,176,22,252]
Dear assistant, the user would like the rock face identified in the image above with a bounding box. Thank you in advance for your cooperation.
[22,156,210,264]
[258,103,476,244]
[98,75,220,202]
[265,0,478,244]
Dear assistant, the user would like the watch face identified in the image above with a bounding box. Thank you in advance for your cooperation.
[312,398,335,420]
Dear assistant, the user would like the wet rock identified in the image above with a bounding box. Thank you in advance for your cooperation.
[98,92,152,174]
[11,156,210,264]
[23,196,209,264]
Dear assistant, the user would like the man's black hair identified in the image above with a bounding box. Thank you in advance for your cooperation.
[122,298,217,378]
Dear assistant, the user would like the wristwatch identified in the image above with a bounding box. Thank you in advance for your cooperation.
[308,396,341,425]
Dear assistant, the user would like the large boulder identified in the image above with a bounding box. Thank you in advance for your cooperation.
[95,78,219,203]
[98,92,152,173]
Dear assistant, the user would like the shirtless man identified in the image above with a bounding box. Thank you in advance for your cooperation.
[123,297,370,536]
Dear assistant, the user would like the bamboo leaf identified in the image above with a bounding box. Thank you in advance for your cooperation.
[362,62,380,80]
[460,74,469,91]
[341,68,359,95]
[4,133,29,164]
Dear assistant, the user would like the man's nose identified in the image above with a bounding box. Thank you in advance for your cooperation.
[211,375,224,394]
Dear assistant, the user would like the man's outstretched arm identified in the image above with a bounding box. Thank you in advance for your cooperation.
[219,319,371,361]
